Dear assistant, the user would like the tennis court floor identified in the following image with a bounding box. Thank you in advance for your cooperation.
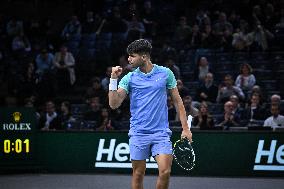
[1,174,283,189]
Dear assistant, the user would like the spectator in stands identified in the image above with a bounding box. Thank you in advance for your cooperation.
[182,95,199,118]
[176,79,190,99]
[81,11,98,34]
[212,12,233,49]
[263,3,278,30]
[141,1,157,39]
[6,17,23,37]
[53,45,76,93]
[187,24,201,49]
[247,21,274,51]
[247,85,266,105]
[57,101,76,129]
[196,72,218,103]
[217,74,245,103]
[264,104,284,129]
[83,96,102,122]
[194,56,212,82]
[39,100,60,131]
[101,66,112,91]
[158,40,177,63]
[213,12,233,35]
[35,48,55,81]
[270,94,281,106]
[97,107,115,131]
[165,57,180,79]
[126,14,145,43]
[11,32,31,55]
[61,15,81,41]
[244,93,266,125]
[85,77,106,104]
[200,24,215,49]
[18,62,37,99]
[232,20,249,51]
[268,94,284,115]
[235,63,256,98]
[217,101,240,129]
[109,6,128,59]
[230,95,244,121]
[192,102,215,129]
[110,6,128,35]
[173,16,191,50]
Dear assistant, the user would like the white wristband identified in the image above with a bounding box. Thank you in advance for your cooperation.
[109,78,118,91]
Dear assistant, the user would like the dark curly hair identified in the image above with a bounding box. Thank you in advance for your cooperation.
[126,39,152,55]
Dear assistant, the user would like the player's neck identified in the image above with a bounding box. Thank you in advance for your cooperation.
[139,60,153,74]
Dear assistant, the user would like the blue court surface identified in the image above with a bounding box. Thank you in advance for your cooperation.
[1,174,283,189]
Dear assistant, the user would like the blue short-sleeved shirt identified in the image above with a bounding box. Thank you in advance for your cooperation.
[118,64,177,135]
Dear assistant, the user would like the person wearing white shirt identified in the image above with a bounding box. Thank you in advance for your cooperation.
[264,104,284,129]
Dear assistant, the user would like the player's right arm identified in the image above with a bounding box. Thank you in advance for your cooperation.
[108,66,127,109]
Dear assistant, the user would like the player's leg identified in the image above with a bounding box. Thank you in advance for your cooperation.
[131,160,146,189]
[129,134,151,189]
[151,132,173,189]
[155,154,173,189]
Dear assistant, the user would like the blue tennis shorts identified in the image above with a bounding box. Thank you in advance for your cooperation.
[129,131,172,160]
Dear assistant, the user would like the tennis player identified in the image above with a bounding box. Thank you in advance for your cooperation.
[109,39,192,189]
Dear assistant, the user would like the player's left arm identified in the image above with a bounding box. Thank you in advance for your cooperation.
[169,88,193,142]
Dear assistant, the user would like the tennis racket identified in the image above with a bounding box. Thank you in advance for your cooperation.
[173,115,196,171]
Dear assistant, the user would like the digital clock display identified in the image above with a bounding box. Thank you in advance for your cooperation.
[3,139,30,153]
[0,108,36,171]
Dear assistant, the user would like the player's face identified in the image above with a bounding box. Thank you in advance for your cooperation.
[128,53,144,68]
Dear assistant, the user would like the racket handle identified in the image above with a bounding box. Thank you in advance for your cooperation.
[187,115,193,129]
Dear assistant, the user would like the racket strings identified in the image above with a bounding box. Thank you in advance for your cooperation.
[173,139,195,171]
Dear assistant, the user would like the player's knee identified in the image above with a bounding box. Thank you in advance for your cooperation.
[133,169,145,178]
[159,168,171,178]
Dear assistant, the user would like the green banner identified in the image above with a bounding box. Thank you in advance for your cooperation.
[0,108,283,177]
[35,132,284,177]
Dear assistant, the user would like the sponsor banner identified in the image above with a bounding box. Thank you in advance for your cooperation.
[2,130,284,177]
[253,140,284,171]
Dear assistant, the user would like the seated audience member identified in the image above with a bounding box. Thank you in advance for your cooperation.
[266,94,284,115]
[97,107,115,131]
[35,48,55,80]
[244,93,266,125]
[61,15,81,41]
[246,85,266,105]
[192,102,215,129]
[196,72,218,103]
[217,101,240,129]
[230,95,244,120]
[83,96,102,122]
[53,45,76,93]
[176,79,190,99]
[182,95,199,118]
[85,77,106,104]
[217,74,245,103]
[270,94,281,106]
[235,63,256,98]
[194,57,212,82]
[57,101,76,129]
[264,104,284,129]
[165,57,181,80]
[39,100,60,130]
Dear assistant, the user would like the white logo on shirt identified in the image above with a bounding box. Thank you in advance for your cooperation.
[155,78,162,82]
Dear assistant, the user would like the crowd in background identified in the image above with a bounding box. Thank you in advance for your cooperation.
[0,0,284,131]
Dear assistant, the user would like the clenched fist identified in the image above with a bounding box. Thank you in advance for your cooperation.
[111,66,123,79]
